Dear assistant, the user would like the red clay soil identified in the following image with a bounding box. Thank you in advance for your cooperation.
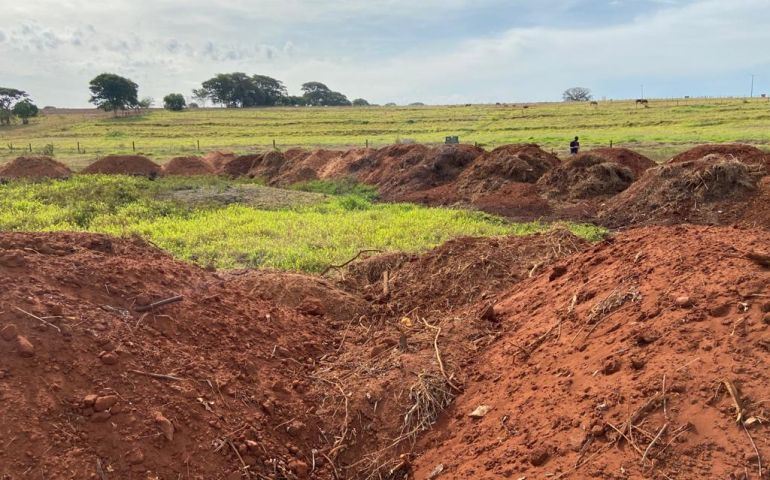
[313,230,588,478]
[247,151,287,181]
[740,176,770,229]
[317,148,375,179]
[669,143,770,169]
[202,150,236,172]
[354,144,484,200]
[0,156,72,180]
[162,156,216,176]
[412,225,770,480]
[220,153,264,177]
[538,154,635,200]
[581,147,657,178]
[0,232,341,479]
[599,157,765,228]
[82,155,162,177]
[470,182,554,220]
[271,149,340,185]
[455,144,560,195]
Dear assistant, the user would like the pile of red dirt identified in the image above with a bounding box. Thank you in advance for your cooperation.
[0,232,341,479]
[599,156,765,228]
[412,225,770,480]
[355,144,484,200]
[271,149,340,185]
[312,230,588,477]
[670,143,770,170]
[219,153,263,177]
[0,156,72,180]
[202,150,236,172]
[537,153,635,200]
[317,147,375,179]
[82,155,162,178]
[739,176,770,229]
[580,147,657,178]
[247,151,287,180]
[454,144,560,195]
[162,156,215,176]
[466,182,554,220]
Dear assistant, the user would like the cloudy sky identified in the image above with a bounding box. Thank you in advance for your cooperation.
[2,0,770,107]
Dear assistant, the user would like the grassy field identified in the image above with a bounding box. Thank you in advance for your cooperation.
[2,97,770,168]
[0,175,604,271]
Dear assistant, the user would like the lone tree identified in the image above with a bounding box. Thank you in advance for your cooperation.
[0,87,28,125]
[352,98,370,106]
[89,73,139,115]
[301,82,351,106]
[163,93,186,111]
[12,99,39,124]
[562,87,593,102]
[197,73,287,107]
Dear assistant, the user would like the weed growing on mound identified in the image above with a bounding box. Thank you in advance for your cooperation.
[0,175,606,271]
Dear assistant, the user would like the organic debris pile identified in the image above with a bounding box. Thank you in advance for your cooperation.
[0,232,341,479]
[162,156,215,176]
[0,156,72,180]
[599,156,765,227]
[670,143,770,169]
[580,147,656,178]
[412,224,770,480]
[455,144,561,194]
[82,155,162,178]
[538,154,635,200]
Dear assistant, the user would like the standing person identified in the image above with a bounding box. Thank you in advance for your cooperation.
[569,136,580,155]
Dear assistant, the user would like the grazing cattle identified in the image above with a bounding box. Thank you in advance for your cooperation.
[590,101,599,106]
[635,99,649,106]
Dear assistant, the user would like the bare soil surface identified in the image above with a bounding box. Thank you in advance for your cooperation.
[82,155,162,177]
[411,225,770,480]
[162,156,216,176]
[0,156,72,180]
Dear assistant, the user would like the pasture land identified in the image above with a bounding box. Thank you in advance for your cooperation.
[2,98,770,168]
[0,175,605,271]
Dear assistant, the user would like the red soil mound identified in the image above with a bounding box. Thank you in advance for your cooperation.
[162,156,215,176]
[202,150,235,172]
[271,149,340,185]
[247,151,286,180]
[0,232,339,479]
[82,155,161,178]
[740,176,770,229]
[538,154,635,200]
[355,144,483,200]
[670,143,770,169]
[599,157,764,228]
[455,144,561,194]
[581,147,656,177]
[413,225,770,480]
[318,148,375,179]
[316,230,587,477]
[220,153,263,177]
[471,182,554,219]
[0,156,72,180]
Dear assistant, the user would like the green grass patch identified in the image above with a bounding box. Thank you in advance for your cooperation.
[290,178,380,200]
[0,175,606,272]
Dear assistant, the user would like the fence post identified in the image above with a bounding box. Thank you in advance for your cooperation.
[272,139,276,149]
[29,143,32,152]
[77,141,80,154]
[610,140,613,148]
[197,139,200,151]
[132,141,136,152]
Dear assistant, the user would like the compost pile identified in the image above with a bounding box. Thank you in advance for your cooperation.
[669,143,770,170]
[82,155,162,178]
[0,232,341,479]
[0,156,72,180]
[455,144,561,194]
[162,156,215,176]
[599,156,765,228]
[412,225,770,480]
[537,153,636,200]
[580,147,656,178]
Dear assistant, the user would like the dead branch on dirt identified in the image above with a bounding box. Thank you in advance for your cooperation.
[399,372,455,444]
[134,295,183,313]
[421,318,461,392]
[321,249,384,276]
[641,422,668,464]
[723,379,745,423]
[128,369,185,382]
[14,306,62,333]
[519,319,562,359]
[329,381,350,459]
[743,423,762,478]
[95,458,108,480]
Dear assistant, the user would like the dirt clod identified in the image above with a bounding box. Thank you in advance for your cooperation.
[154,411,174,441]
[93,395,118,412]
[1,324,18,341]
[15,335,34,357]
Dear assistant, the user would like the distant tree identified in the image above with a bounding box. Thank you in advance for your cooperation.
[0,87,28,125]
[384,102,397,107]
[408,102,425,106]
[562,87,593,102]
[138,97,154,110]
[191,88,208,107]
[163,93,186,111]
[301,81,351,106]
[197,73,287,107]
[188,102,199,109]
[278,95,307,106]
[89,73,139,115]
[352,98,370,106]
[12,99,39,124]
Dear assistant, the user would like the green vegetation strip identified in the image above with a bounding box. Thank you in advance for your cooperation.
[0,176,605,272]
